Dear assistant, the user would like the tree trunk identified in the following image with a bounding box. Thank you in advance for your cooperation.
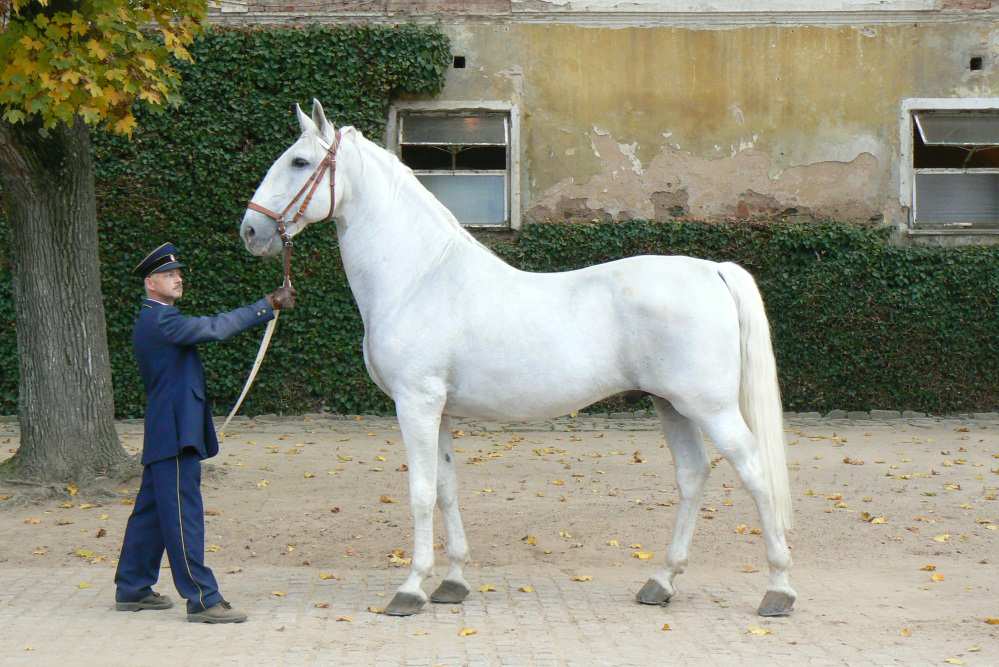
[0,116,130,482]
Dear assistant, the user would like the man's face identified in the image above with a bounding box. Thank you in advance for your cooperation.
[145,268,183,304]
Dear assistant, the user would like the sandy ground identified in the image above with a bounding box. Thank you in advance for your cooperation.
[0,413,997,666]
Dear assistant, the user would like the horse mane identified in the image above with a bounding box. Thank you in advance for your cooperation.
[344,128,498,258]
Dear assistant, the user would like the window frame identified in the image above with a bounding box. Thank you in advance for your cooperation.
[900,98,999,237]
[387,101,521,230]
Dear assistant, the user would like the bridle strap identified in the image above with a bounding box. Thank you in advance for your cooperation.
[247,128,341,288]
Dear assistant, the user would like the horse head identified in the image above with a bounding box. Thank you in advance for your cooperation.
[241,99,347,258]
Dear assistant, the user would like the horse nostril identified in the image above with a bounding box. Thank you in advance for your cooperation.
[245,225,256,239]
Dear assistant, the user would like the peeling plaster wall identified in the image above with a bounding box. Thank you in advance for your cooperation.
[212,4,999,228]
[431,21,999,225]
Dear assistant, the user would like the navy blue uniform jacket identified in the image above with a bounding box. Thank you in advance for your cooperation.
[134,297,275,465]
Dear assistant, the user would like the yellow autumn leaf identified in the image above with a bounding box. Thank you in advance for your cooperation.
[375,455,386,462]
[367,606,384,614]
[984,617,999,625]
[85,39,108,59]
[633,551,654,561]
[73,549,96,559]
[335,615,352,622]
[256,479,269,488]
[478,584,496,592]
[458,627,477,637]
[900,627,911,637]
[662,623,672,631]
[607,539,620,547]
[380,495,396,504]
[944,659,964,665]
[522,535,537,546]
[66,483,79,496]
[921,564,936,571]
[747,626,772,636]
[931,573,945,582]
[551,479,565,486]
[570,575,592,582]
[319,572,338,580]
[271,591,286,597]
[303,472,315,479]
[740,565,759,573]
[870,516,887,524]
[206,544,221,553]
[77,582,91,589]
[518,585,534,593]
[933,534,951,543]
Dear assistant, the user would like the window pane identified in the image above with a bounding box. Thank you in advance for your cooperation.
[401,145,452,170]
[417,174,506,225]
[914,111,999,146]
[402,114,506,145]
[915,172,999,224]
[455,146,507,170]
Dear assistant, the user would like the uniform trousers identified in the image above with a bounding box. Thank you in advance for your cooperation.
[114,449,222,613]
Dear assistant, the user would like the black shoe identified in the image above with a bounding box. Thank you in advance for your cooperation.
[116,591,174,611]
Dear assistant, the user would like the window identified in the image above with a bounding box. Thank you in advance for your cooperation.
[901,99,999,233]
[388,103,519,229]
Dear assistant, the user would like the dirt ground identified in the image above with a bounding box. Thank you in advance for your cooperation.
[1,413,997,666]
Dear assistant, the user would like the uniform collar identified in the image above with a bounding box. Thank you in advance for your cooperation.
[142,298,171,309]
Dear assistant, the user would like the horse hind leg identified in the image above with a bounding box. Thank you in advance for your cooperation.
[637,397,710,606]
[696,407,796,617]
[429,416,472,604]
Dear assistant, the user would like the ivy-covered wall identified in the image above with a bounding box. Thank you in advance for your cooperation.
[2,27,997,417]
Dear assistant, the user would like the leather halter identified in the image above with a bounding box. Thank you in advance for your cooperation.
[247,128,341,287]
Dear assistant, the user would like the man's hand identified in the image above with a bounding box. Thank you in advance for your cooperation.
[267,285,296,310]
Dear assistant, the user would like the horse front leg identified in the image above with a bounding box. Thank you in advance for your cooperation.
[384,391,445,617]
[429,416,471,604]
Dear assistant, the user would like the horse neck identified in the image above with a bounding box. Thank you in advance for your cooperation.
[333,136,487,320]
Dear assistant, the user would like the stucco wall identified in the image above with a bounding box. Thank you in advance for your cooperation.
[212,2,999,230]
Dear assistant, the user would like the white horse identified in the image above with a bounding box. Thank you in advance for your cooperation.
[241,100,796,618]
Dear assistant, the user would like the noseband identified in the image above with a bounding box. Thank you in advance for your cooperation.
[247,128,341,286]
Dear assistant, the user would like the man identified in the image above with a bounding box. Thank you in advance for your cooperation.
[114,242,295,623]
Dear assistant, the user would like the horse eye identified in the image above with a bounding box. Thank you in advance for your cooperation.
[291,157,309,168]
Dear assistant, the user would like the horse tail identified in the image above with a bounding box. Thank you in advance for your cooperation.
[717,262,792,534]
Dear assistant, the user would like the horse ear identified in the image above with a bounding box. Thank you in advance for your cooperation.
[295,103,318,136]
[311,99,333,140]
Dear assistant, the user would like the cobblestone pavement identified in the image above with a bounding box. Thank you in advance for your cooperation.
[1,415,997,666]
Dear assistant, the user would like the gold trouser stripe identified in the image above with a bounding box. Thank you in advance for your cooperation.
[176,457,206,610]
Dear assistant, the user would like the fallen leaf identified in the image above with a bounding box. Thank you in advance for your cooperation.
[77,582,91,589]
[304,472,315,479]
[842,457,864,465]
[933,534,951,543]
[984,617,999,625]
[632,451,645,464]
[319,572,338,580]
[24,517,41,525]
[380,495,397,504]
[227,567,243,574]
[570,575,592,582]
[314,602,330,609]
[900,627,911,637]
[521,535,537,546]
[747,626,772,636]
[633,551,654,560]
[478,584,496,592]
[335,615,352,622]
[73,548,96,559]
[661,623,672,631]
[271,591,287,597]
[458,627,477,637]
[78,503,97,510]
[518,585,534,593]
[740,565,759,573]
[206,544,221,553]
[870,516,887,525]
[944,659,964,665]
[931,573,945,582]
[606,539,620,547]
[559,530,573,539]
[256,480,270,488]
[66,483,78,496]
[551,479,565,486]
[921,564,937,571]
[367,606,384,614]
[32,547,47,556]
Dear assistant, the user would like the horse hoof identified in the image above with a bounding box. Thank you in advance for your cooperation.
[757,590,795,617]
[430,579,470,604]
[636,578,672,606]
[384,592,426,617]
